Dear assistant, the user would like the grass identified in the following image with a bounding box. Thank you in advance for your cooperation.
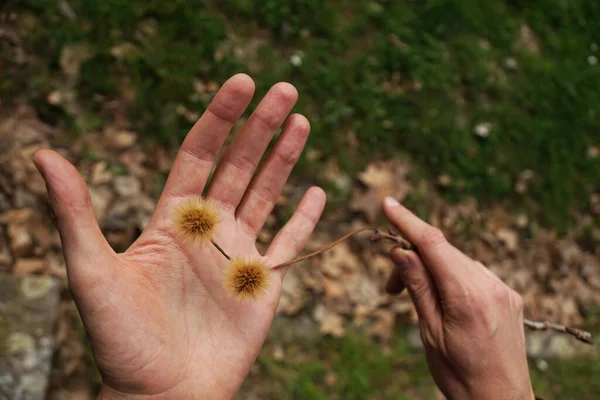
[238,326,436,400]
[530,356,600,400]
[2,0,600,229]
[240,323,600,400]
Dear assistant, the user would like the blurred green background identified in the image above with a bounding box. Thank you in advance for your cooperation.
[2,0,600,398]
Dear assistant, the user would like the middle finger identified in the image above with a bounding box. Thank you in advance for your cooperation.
[206,82,298,211]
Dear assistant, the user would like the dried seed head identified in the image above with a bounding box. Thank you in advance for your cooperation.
[172,197,221,242]
[223,258,271,301]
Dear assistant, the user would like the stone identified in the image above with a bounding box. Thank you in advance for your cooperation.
[526,333,597,359]
[20,276,54,300]
[113,175,141,198]
[406,327,424,349]
[0,273,60,400]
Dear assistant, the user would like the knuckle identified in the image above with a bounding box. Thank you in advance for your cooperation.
[254,109,281,131]
[490,281,511,302]
[208,100,238,125]
[419,320,438,348]
[511,290,524,311]
[274,145,301,166]
[406,274,429,301]
[443,286,483,320]
[419,226,446,248]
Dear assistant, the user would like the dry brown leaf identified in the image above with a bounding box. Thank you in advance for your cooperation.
[113,175,141,198]
[320,241,360,278]
[89,186,114,221]
[0,208,33,224]
[322,276,345,300]
[368,309,396,341]
[7,223,33,257]
[277,267,310,316]
[13,257,47,276]
[351,161,411,222]
[320,310,346,337]
[102,128,137,151]
[496,228,518,252]
[90,162,113,185]
[59,43,93,79]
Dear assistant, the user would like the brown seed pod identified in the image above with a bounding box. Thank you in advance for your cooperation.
[172,197,221,242]
[223,257,271,301]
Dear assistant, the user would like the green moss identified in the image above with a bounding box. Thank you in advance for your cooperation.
[8,0,600,230]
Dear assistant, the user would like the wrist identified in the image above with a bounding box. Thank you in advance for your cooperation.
[97,386,126,400]
[97,382,235,400]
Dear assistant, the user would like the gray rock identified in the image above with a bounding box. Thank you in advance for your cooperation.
[113,175,141,198]
[526,333,597,359]
[0,273,60,400]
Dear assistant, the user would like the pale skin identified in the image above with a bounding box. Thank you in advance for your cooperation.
[34,74,327,399]
[383,197,535,400]
[33,74,534,399]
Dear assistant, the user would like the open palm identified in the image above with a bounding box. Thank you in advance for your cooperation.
[33,74,326,399]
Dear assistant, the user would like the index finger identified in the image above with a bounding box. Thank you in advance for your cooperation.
[382,196,474,296]
[159,74,255,203]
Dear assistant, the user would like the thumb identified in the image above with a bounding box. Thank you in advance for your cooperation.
[33,149,115,290]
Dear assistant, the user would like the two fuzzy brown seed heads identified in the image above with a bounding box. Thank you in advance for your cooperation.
[173,198,270,302]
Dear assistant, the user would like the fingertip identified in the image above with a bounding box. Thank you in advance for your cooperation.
[390,246,408,264]
[225,73,256,97]
[31,148,54,171]
[383,196,400,209]
[272,81,299,102]
[307,186,327,206]
[288,113,310,133]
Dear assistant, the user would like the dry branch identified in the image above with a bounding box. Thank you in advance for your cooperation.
[524,319,593,345]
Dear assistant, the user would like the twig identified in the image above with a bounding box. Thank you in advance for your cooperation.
[524,319,593,345]
[272,227,415,271]
[211,240,231,260]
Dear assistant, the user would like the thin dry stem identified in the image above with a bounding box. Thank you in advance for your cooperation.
[272,227,415,271]
[211,240,231,260]
[524,319,593,345]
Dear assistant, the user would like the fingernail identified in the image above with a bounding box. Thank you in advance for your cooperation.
[384,196,399,208]
[390,247,411,268]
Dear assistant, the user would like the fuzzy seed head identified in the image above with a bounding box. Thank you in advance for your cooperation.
[173,197,221,242]
[223,258,271,301]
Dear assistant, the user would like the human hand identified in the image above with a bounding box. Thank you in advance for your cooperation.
[33,74,326,399]
[382,197,535,400]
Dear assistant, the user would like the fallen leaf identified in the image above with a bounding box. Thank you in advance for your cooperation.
[8,223,33,257]
[13,258,47,276]
[320,310,346,338]
[89,186,114,221]
[351,161,411,222]
[90,162,113,186]
[496,228,519,252]
[320,241,360,278]
[277,267,310,315]
[59,43,93,79]
[368,309,396,341]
